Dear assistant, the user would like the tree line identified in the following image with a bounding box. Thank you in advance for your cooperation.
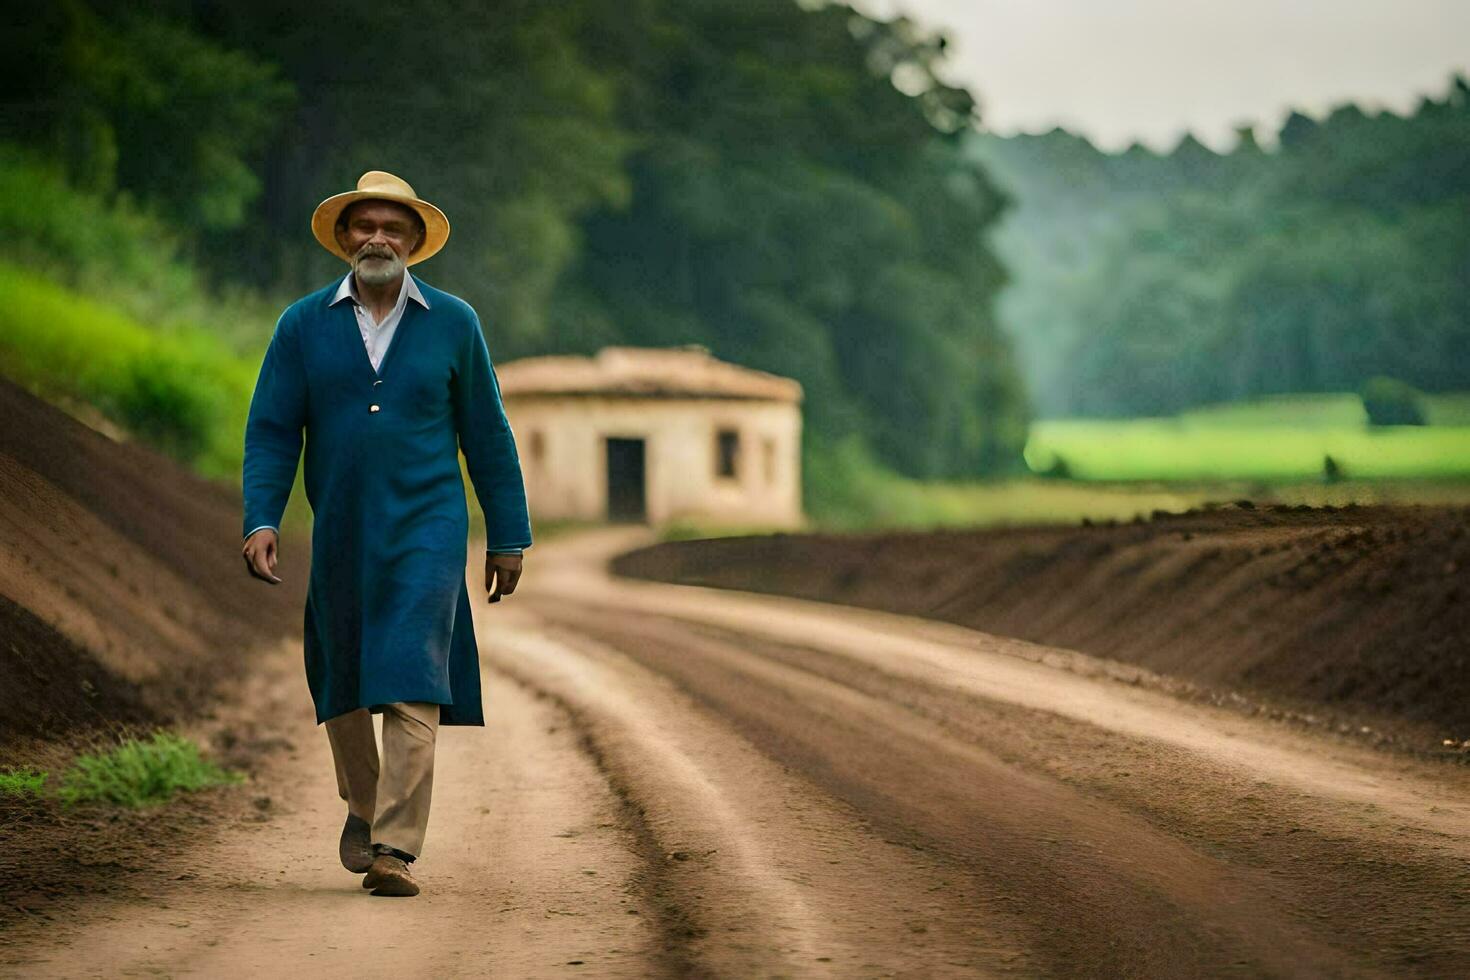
[4,0,1027,480]
[970,74,1470,418]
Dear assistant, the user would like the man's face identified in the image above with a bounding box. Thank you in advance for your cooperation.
[336,200,424,287]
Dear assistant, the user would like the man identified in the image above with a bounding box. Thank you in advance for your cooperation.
[240,170,532,898]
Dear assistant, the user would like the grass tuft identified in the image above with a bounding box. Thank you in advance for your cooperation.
[0,766,48,798]
[57,732,241,808]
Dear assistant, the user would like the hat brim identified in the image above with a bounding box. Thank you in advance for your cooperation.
[310,190,450,267]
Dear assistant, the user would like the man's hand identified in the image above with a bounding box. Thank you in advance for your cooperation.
[485,552,523,603]
[242,528,282,584]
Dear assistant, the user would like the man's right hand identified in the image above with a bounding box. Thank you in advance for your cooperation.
[242,528,282,584]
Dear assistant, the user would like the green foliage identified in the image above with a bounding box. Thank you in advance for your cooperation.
[803,433,897,527]
[1175,393,1367,428]
[972,73,1470,419]
[0,263,255,478]
[1032,450,1073,480]
[56,732,241,809]
[0,767,48,798]
[0,145,193,303]
[552,2,1026,477]
[2,0,1027,483]
[804,443,1220,530]
[801,432,1051,528]
[200,1,634,344]
[0,145,282,356]
[1360,376,1427,426]
[1425,394,1470,425]
[5,3,293,230]
[6,0,1466,500]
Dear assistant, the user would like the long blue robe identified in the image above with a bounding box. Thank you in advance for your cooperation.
[241,276,532,726]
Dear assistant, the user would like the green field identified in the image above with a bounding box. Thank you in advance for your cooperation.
[784,392,1470,535]
[1026,394,1470,482]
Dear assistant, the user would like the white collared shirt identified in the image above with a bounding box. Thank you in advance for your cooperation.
[329,269,430,372]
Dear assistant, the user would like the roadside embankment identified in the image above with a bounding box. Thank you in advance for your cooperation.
[612,502,1470,750]
[0,374,307,930]
[0,374,307,748]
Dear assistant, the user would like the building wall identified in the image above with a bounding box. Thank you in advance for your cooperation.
[502,395,803,527]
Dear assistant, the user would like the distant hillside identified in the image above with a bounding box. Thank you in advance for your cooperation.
[969,73,1470,418]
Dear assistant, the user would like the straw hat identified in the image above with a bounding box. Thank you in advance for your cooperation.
[310,170,450,266]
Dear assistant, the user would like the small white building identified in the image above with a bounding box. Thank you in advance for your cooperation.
[496,346,803,528]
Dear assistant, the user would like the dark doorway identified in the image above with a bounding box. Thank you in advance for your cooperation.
[605,437,647,522]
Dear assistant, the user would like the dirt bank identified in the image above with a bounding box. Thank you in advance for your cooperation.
[0,375,307,746]
[0,375,307,932]
[612,502,1470,747]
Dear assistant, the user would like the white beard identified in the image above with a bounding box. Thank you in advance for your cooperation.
[355,250,405,286]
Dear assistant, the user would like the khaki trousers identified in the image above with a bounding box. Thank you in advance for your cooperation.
[325,702,440,860]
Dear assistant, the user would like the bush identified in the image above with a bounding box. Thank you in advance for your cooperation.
[114,352,225,461]
[1360,376,1426,426]
[0,145,197,308]
[0,144,282,357]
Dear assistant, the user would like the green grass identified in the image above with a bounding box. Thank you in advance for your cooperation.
[0,144,282,358]
[1026,392,1470,482]
[804,435,1211,530]
[56,732,241,809]
[0,263,257,480]
[0,766,48,798]
[800,413,1470,532]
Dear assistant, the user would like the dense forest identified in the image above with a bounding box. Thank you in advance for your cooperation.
[970,74,1470,418]
[4,0,1027,481]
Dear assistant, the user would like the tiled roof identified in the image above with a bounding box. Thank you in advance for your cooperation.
[496,346,802,402]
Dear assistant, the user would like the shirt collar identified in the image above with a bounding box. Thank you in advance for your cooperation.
[329,269,431,310]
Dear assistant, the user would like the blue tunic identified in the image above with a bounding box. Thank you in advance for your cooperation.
[241,275,532,726]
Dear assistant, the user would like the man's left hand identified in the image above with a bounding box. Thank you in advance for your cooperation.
[485,552,523,603]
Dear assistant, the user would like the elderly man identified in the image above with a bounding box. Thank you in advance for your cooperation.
[240,171,532,898]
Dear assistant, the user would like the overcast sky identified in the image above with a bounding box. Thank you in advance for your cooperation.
[851,0,1470,152]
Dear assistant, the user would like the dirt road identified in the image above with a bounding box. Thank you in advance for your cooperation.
[4,527,1469,978]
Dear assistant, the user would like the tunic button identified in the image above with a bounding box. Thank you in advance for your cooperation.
[369,404,380,413]
[373,379,383,387]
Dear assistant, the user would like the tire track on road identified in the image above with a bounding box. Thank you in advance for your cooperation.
[487,641,707,979]
[489,607,1036,977]
[529,601,1389,979]
[534,546,1470,847]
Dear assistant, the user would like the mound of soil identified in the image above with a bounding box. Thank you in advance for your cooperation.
[0,375,308,747]
[0,374,315,933]
[613,503,1470,742]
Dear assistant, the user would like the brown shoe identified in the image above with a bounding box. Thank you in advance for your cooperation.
[363,853,419,897]
[339,813,373,873]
